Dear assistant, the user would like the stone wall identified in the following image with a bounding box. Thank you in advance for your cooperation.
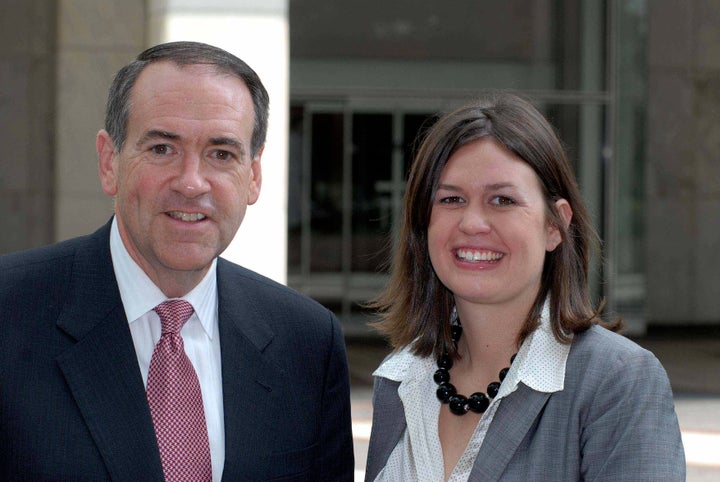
[0,1,58,254]
[54,0,146,241]
[646,0,720,324]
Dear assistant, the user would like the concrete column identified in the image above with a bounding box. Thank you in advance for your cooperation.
[0,1,57,254]
[54,0,146,241]
[148,0,289,284]
[646,0,720,325]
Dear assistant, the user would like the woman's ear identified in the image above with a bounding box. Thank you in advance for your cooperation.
[546,198,573,252]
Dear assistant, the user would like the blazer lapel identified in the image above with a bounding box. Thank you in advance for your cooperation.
[216,260,284,481]
[55,222,163,481]
[365,378,406,481]
[468,384,551,481]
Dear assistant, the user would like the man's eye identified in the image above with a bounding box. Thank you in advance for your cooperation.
[151,144,171,155]
[211,150,236,162]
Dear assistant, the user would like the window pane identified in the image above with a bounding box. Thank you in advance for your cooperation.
[403,113,437,175]
[288,105,304,275]
[310,113,344,272]
[351,113,393,272]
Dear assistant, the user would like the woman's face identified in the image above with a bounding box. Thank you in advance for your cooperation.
[427,137,567,312]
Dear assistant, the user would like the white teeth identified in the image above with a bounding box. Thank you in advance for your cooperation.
[456,249,503,262]
[168,211,206,222]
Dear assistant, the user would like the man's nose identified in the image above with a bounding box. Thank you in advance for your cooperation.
[172,154,211,197]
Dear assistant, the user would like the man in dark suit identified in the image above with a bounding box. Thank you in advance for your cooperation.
[0,41,354,481]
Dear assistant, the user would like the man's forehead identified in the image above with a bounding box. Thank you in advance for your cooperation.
[127,61,253,118]
[131,60,247,98]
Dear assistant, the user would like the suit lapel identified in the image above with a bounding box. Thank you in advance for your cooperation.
[469,384,551,481]
[216,260,284,481]
[55,222,163,481]
[365,378,406,481]
[367,377,550,481]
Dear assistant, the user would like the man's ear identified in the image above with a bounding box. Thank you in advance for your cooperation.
[247,146,264,206]
[546,198,573,252]
[97,130,119,196]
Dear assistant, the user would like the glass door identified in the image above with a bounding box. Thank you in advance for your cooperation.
[288,104,435,326]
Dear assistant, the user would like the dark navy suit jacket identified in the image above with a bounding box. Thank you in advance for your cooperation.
[0,220,354,481]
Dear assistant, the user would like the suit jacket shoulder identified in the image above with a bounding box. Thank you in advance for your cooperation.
[212,257,355,480]
[0,231,89,310]
[0,221,165,480]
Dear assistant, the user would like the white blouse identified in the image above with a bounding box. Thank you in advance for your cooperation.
[373,303,571,481]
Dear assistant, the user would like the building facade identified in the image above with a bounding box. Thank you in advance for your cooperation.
[1,0,718,333]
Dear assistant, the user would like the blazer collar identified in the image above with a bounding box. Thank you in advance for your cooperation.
[366,377,551,482]
[364,377,406,481]
[468,384,551,481]
[216,258,275,352]
[56,220,125,341]
[54,220,164,480]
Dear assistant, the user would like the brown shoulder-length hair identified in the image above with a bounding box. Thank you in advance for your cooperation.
[371,92,619,359]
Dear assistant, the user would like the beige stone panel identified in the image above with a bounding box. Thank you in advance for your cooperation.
[0,190,54,253]
[58,0,146,48]
[694,197,720,321]
[646,72,695,197]
[645,196,695,323]
[0,1,57,56]
[693,75,720,196]
[56,192,115,242]
[0,60,32,190]
[55,51,124,193]
[54,0,146,241]
[648,0,693,69]
[695,0,720,71]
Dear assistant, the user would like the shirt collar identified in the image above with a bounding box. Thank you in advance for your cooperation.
[500,300,571,395]
[374,299,571,394]
[109,217,218,339]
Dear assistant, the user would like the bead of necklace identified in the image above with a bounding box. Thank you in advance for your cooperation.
[434,323,516,416]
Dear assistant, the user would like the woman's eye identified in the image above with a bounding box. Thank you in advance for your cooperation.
[491,196,515,206]
[439,196,464,204]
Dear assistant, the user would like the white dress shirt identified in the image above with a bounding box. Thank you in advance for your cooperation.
[109,218,225,481]
[374,301,571,481]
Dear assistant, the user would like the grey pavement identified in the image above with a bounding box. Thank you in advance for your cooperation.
[346,331,720,481]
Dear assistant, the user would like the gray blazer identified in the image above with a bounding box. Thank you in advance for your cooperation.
[365,325,685,481]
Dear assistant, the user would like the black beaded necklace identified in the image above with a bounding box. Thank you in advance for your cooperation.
[434,322,517,416]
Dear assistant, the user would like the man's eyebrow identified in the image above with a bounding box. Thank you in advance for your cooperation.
[136,129,179,147]
[210,137,246,156]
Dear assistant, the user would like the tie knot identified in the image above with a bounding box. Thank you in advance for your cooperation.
[154,300,195,335]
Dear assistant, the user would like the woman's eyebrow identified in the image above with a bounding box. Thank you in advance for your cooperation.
[437,182,517,191]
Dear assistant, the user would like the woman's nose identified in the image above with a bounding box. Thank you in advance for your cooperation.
[458,206,492,234]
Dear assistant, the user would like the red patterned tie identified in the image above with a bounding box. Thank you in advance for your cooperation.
[146,300,212,481]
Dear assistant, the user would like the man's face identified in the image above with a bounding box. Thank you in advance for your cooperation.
[97,61,262,296]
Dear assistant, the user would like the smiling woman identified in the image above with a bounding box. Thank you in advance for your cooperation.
[428,137,570,318]
[372,93,600,357]
[365,92,686,481]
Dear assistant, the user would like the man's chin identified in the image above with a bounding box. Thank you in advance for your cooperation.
[159,247,219,274]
